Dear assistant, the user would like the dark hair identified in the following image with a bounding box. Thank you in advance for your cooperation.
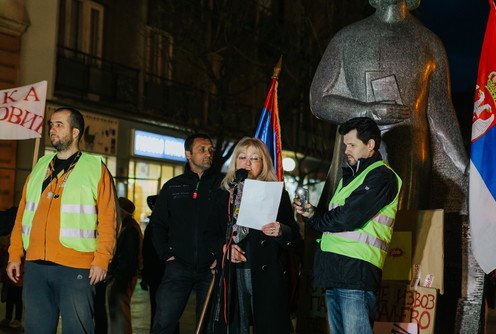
[338,117,381,150]
[184,133,212,152]
[54,107,85,142]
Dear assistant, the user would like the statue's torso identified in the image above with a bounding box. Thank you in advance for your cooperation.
[336,17,439,209]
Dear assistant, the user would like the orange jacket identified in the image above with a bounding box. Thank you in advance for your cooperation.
[8,163,117,270]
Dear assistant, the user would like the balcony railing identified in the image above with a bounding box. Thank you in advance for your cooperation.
[55,46,140,108]
[143,72,204,124]
[55,46,260,133]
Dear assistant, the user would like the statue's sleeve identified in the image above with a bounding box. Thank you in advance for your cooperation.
[426,36,469,175]
[309,32,362,124]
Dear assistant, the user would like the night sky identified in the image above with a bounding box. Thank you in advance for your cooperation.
[416,0,490,93]
[414,0,492,144]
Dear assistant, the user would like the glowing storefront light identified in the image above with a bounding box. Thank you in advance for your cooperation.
[133,130,186,161]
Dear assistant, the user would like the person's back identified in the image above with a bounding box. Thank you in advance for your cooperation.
[107,197,143,334]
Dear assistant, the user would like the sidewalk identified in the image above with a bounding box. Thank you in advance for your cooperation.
[2,285,495,333]
[0,283,197,334]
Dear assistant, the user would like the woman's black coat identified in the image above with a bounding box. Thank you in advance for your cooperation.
[211,188,300,334]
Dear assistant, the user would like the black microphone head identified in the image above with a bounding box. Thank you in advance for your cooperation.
[234,168,248,182]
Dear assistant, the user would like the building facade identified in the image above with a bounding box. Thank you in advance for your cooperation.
[0,0,335,225]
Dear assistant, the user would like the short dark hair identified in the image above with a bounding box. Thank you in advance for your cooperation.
[184,133,212,152]
[338,117,381,150]
[54,107,85,142]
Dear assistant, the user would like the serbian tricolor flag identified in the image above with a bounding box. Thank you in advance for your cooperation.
[470,0,496,274]
[255,57,283,181]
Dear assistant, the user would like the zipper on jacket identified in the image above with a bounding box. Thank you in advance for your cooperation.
[193,178,200,268]
[346,160,359,177]
[44,179,57,260]
[192,180,200,199]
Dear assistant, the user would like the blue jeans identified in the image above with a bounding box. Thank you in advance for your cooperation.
[326,288,377,334]
[23,261,95,334]
[151,260,213,334]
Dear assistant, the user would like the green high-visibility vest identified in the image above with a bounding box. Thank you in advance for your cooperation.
[319,161,402,269]
[22,152,103,252]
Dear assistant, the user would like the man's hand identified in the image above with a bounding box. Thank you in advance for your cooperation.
[6,262,21,283]
[293,197,315,218]
[210,259,217,270]
[89,265,107,285]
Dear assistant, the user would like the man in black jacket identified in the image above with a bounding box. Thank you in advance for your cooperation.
[150,133,224,334]
[295,117,401,334]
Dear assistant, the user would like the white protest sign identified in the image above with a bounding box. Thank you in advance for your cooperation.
[0,81,48,139]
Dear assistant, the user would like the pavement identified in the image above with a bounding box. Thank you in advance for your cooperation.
[0,283,197,334]
[0,284,495,333]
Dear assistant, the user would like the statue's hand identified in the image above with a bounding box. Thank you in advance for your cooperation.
[365,102,411,125]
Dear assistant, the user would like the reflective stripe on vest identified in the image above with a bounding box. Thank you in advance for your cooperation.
[21,153,103,252]
[323,230,388,251]
[60,228,97,239]
[25,201,37,212]
[62,204,98,215]
[320,160,402,269]
[21,224,31,236]
[21,153,56,248]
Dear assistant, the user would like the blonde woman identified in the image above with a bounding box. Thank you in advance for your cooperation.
[219,137,299,334]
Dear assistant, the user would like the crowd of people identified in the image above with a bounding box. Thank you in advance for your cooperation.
[0,106,401,334]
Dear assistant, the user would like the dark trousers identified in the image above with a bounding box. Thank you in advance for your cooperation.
[94,281,108,334]
[148,280,160,331]
[151,260,213,334]
[23,261,95,334]
[107,275,138,334]
[5,284,23,321]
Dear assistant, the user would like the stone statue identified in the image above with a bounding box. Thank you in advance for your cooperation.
[310,0,468,212]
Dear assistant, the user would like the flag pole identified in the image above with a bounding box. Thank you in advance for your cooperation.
[32,137,40,170]
[255,56,284,180]
[272,56,282,79]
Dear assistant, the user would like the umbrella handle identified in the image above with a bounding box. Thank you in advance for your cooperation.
[195,269,217,334]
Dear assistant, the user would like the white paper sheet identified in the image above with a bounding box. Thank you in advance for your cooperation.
[236,179,283,230]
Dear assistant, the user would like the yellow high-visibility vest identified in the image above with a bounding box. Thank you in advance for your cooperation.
[320,161,402,269]
[22,152,102,252]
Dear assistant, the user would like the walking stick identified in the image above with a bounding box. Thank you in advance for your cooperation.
[196,269,217,334]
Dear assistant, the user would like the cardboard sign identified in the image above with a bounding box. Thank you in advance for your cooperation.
[383,231,412,280]
[376,281,437,334]
[383,210,444,293]
[374,322,418,334]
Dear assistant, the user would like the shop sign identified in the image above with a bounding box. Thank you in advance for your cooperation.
[133,130,185,161]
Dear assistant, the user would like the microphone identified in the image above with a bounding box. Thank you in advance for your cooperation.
[230,168,248,187]
[234,168,248,182]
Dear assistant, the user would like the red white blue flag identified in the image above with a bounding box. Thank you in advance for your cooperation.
[255,59,283,181]
[470,0,496,274]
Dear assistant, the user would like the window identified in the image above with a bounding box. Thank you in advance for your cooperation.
[59,0,104,59]
[145,26,173,81]
[127,160,183,225]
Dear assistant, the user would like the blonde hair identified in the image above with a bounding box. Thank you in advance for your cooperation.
[221,137,278,190]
